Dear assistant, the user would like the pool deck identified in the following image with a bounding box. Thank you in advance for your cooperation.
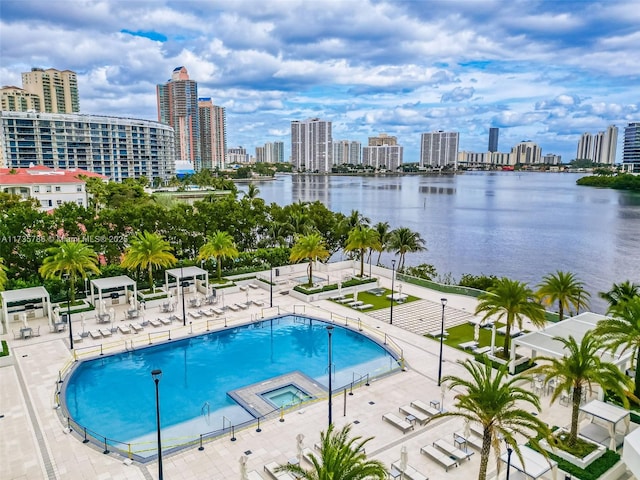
[0,263,633,480]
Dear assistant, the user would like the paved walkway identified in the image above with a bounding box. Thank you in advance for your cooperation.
[0,264,631,480]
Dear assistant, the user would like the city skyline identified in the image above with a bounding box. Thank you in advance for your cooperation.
[1,0,638,163]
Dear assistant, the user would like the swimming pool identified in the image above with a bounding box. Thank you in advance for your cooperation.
[63,315,399,457]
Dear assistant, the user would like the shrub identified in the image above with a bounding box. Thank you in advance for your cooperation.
[0,340,9,357]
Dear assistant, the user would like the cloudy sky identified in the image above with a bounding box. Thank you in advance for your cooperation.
[1,0,639,163]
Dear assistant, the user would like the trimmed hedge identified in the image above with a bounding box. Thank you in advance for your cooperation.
[293,277,377,294]
[0,340,9,357]
[546,449,620,480]
[474,353,536,375]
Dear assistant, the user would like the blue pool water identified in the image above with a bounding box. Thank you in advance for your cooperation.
[63,315,398,454]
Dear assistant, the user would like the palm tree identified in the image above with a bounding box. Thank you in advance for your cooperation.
[290,233,330,286]
[475,277,546,358]
[536,270,590,321]
[245,183,260,199]
[344,226,381,277]
[599,280,640,311]
[0,257,8,291]
[388,227,426,270]
[373,221,391,265]
[275,423,386,480]
[198,231,239,281]
[121,231,177,289]
[39,242,100,303]
[593,296,640,399]
[530,331,632,444]
[433,359,549,480]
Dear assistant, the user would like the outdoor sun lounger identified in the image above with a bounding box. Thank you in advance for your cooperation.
[398,404,430,425]
[263,461,295,480]
[148,319,161,328]
[391,461,429,480]
[73,334,83,343]
[252,299,265,307]
[99,328,112,337]
[420,444,458,471]
[159,317,172,325]
[89,330,102,339]
[249,283,259,289]
[459,340,478,351]
[433,439,474,463]
[454,432,482,451]
[212,307,225,315]
[199,309,215,317]
[382,412,414,433]
[302,447,319,465]
[330,294,345,300]
[347,300,364,307]
[118,324,131,334]
[410,400,440,417]
[188,311,202,319]
[474,346,491,355]
[227,304,239,312]
[470,423,484,439]
[337,297,354,304]
[247,471,265,480]
[237,302,249,309]
[354,303,374,311]
[130,322,143,332]
[239,285,248,291]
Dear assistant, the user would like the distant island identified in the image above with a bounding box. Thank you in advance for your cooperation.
[577,172,640,192]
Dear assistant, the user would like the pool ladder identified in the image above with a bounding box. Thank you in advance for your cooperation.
[201,401,211,425]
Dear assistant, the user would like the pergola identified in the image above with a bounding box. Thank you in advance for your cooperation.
[510,312,632,374]
[500,445,558,480]
[623,426,640,477]
[579,399,630,450]
[89,276,137,310]
[0,286,53,332]
[164,266,209,305]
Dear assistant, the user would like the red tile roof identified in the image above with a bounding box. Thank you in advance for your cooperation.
[0,166,106,185]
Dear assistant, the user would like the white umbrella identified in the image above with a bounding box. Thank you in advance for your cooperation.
[21,312,29,329]
[398,283,403,296]
[353,290,358,302]
[474,323,480,343]
[239,455,248,480]
[296,433,305,463]
[338,281,342,296]
[400,445,408,479]
[101,299,106,314]
[129,295,136,309]
[463,418,471,439]
[490,324,497,355]
[80,313,86,336]
[440,383,446,412]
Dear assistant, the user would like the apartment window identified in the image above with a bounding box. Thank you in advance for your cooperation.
[76,185,82,192]
[57,199,63,205]
[76,198,84,205]
[55,186,61,192]
[46,186,52,193]
[33,186,40,193]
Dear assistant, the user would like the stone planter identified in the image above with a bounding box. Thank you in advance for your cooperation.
[539,429,606,469]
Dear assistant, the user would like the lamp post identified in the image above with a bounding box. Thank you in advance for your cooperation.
[327,325,334,427]
[64,274,74,350]
[505,441,513,480]
[437,297,447,386]
[180,266,186,326]
[152,369,164,480]
[390,260,396,325]
[270,265,273,308]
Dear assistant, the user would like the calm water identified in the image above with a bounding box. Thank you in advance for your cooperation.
[64,316,397,452]
[252,173,640,313]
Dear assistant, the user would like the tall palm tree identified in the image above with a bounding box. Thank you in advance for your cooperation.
[344,226,381,277]
[121,231,177,289]
[290,233,330,286]
[245,183,260,199]
[275,423,386,480]
[593,296,640,399]
[433,359,549,480]
[373,221,391,265]
[198,231,239,281]
[388,227,426,270]
[530,331,632,444]
[475,277,546,358]
[39,242,100,303]
[536,270,590,321]
[0,256,8,291]
[599,280,640,311]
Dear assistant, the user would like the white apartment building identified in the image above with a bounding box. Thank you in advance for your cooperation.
[0,111,176,181]
[333,140,361,165]
[510,141,542,165]
[362,145,403,171]
[0,165,105,211]
[291,118,332,172]
[576,125,618,164]
[420,131,459,168]
[457,151,513,168]
[227,146,250,164]
[256,141,285,163]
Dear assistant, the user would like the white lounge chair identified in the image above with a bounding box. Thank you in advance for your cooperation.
[247,471,264,480]
[227,304,239,312]
[398,404,430,425]
[89,330,102,339]
[354,303,373,311]
[391,461,429,480]
[148,319,161,327]
[337,297,353,304]
[249,283,259,289]
[347,300,364,307]
[200,309,215,317]
[263,461,295,480]
[212,307,224,315]
[159,317,172,325]
[420,444,458,471]
[99,328,112,337]
[73,334,83,343]
[410,400,440,417]
[239,285,248,291]
[237,302,249,309]
[188,311,202,319]
[433,439,473,462]
[382,412,414,433]
[453,432,482,451]
[302,447,319,465]
[118,324,131,334]
[130,322,143,333]
[252,299,265,307]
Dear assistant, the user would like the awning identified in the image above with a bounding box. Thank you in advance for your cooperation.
[501,445,557,479]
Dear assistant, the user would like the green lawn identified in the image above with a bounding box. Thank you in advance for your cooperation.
[330,288,419,310]
[442,323,508,350]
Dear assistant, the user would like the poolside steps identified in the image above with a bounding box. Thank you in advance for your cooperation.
[366,299,474,336]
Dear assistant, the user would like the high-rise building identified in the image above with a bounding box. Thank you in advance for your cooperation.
[488,127,499,152]
[291,118,332,172]
[420,131,459,168]
[368,133,397,146]
[576,133,593,160]
[362,145,403,170]
[622,122,640,173]
[333,140,361,165]
[599,125,618,164]
[21,68,79,113]
[198,98,226,171]
[0,111,175,181]
[255,141,285,163]
[511,141,542,165]
[227,146,250,164]
[157,66,200,169]
[1,86,42,112]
